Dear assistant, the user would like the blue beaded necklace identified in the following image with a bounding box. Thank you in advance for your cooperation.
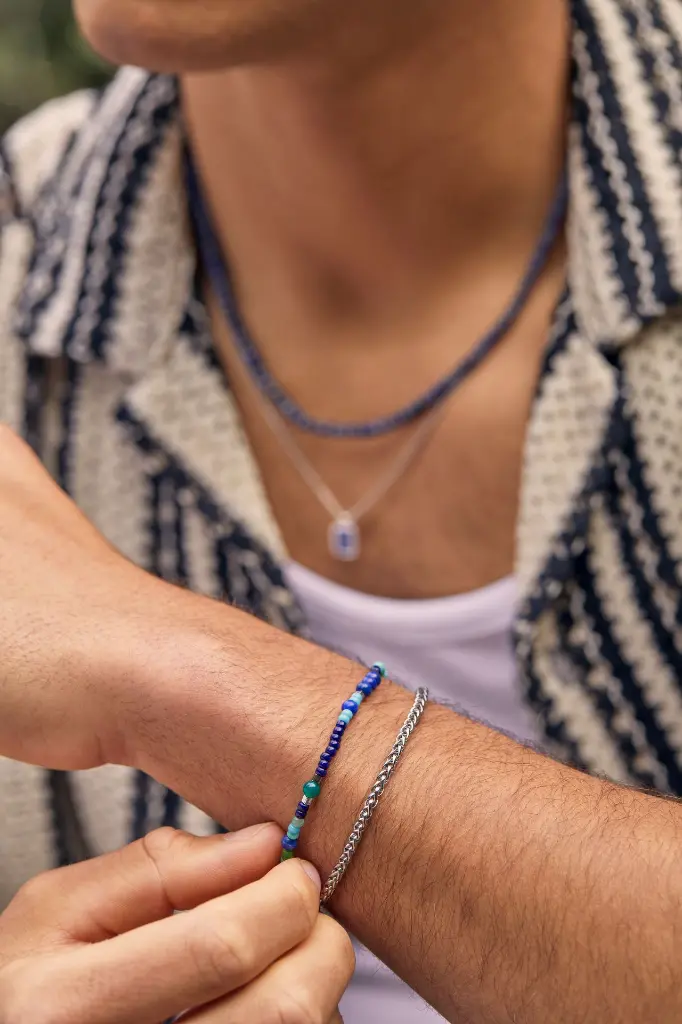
[186,152,567,440]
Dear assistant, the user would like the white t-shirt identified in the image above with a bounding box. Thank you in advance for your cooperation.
[283,562,539,1024]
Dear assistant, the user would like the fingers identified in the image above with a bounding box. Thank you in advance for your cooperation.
[185,913,355,1024]
[3,825,282,947]
[8,859,323,1024]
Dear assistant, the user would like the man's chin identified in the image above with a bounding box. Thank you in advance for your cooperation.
[73,0,319,73]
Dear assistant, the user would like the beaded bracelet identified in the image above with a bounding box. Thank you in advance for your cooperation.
[280,661,386,862]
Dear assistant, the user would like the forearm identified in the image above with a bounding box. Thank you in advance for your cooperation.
[124,593,682,1023]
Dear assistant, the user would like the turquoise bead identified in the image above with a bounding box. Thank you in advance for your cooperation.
[338,709,353,725]
[303,779,321,799]
[351,690,364,704]
[287,823,302,840]
[373,662,387,677]
[289,817,304,833]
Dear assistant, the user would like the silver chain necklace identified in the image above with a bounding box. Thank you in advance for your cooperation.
[253,390,447,562]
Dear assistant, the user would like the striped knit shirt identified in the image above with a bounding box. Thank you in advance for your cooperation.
[2,0,682,898]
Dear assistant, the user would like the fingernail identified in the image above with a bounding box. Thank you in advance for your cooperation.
[300,860,322,890]
[223,823,276,843]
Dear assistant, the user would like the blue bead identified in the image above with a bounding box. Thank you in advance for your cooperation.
[281,835,298,851]
[295,802,310,819]
[315,766,328,777]
[358,682,373,696]
[319,754,332,765]
[372,662,387,677]
[342,700,359,713]
[326,740,340,753]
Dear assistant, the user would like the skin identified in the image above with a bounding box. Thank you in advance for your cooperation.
[80,0,569,603]
[0,821,353,1024]
[1,430,682,1024]
[4,1,680,1022]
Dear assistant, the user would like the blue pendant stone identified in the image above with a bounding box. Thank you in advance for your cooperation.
[328,515,360,562]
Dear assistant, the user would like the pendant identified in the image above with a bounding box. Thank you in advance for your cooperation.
[328,514,360,562]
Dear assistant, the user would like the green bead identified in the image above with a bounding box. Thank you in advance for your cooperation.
[303,779,321,799]
[374,661,387,677]
[281,850,295,861]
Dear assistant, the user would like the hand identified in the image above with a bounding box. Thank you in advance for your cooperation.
[0,824,354,1024]
[0,424,186,768]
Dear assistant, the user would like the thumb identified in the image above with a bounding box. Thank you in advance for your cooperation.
[4,824,282,948]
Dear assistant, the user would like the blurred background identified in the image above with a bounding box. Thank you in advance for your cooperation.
[0,0,110,132]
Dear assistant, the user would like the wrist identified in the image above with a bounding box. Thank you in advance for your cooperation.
[123,589,413,856]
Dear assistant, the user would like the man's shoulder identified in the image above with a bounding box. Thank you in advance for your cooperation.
[1,90,99,224]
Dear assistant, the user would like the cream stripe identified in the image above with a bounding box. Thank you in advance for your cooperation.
[567,132,631,341]
[183,500,222,597]
[69,765,138,854]
[573,28,660,320]
[566,584,671,791]
[0,223,30,431]
[29,72,151,357]
[591,0,682,292]
[658,0,682,60]
[0,760,53,906]
[530,615,632,783]
[124,338,286,560]
[69,365,150,567]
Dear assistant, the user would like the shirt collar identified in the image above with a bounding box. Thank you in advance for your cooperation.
[13,0,682,370]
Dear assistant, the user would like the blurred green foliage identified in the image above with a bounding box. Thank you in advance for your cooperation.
[0,0,111,132]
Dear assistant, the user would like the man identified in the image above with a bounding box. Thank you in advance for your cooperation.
[2,0,682,1020]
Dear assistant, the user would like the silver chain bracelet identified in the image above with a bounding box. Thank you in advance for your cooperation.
[320,687,429,905]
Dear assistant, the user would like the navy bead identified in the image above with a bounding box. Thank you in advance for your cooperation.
[342,700,359,713]
[281,835,298,851]
[315,766,328,777]
[326,741,340,755]
[318,754,332,766]
[295,802,310,819]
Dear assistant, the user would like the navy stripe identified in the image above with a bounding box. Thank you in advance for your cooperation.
[14,118,90,336]
[22,356,45,455]
[63,78,178,361]
[173,475,189,587]
[614,398,682,593]
[572,0,675,312]
[0,135,19,221]
[57,360,82,494]
[574,546,682,791]
[516,625,584,768]
[130,771,151,842]
[161,789,181,829]
[534,291,575,384]
[622,4,682,158]
[556,598,657,787]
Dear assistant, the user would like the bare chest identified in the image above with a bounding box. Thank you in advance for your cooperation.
[215,321,544,600]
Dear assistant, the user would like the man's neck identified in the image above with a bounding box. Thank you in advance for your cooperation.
[182,0,569,332]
